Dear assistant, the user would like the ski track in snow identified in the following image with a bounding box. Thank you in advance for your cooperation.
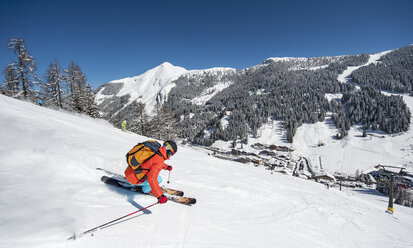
[1,95,413,248]
[337,50,392,89]
[190,81,233,105]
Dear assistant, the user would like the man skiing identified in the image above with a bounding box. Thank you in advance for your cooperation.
[121,120,127,131]
[124,140,177,204]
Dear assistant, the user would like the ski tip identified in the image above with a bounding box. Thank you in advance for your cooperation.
[182,198,197,205]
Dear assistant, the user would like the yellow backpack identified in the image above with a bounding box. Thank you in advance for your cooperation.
[126,140,162,180]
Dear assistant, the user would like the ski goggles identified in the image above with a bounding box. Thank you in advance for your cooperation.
[164,143,175,158]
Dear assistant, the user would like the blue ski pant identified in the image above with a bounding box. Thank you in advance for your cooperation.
[138,176,163,193]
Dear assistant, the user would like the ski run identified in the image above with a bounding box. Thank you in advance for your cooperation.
[1,94,413,247]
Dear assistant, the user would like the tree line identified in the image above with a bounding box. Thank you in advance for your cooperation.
[1,38,100,118]
[166,50,412,145]
[331,85,410,137]
[352,45,413,93]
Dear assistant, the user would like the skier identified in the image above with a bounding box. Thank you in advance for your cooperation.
[124,140,177,204]
[121,120,127,131]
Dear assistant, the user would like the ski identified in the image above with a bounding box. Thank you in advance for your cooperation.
[96,167,184,196]
[101,176,196,205]
[161,187,184,196]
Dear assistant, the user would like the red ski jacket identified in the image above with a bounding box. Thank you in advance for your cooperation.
[124,146,170,198]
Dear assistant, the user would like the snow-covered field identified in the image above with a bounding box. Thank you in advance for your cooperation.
[1,95,413,248]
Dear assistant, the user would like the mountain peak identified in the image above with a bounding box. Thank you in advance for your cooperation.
[96,62,188,118]
[159,61,173,67]
[150,62,187,76]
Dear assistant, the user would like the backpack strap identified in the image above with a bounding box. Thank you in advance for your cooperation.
[143,140,165,159]
[143,140,161,152]
[156,149,165,160]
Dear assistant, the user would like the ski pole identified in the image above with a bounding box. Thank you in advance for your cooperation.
[167,170,171,184]
[69,201,158,240]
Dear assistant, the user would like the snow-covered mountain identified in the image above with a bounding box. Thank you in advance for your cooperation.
[1,94,413,248]
[260,55,347,71]
[95,54,359,129]
[95,46,413,177]
[96,55,353,123]
[95,62,238,127]
[95,62,187,122]
[182,67,237,105]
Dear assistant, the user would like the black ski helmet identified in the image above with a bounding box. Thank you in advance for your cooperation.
[164,140,177,156]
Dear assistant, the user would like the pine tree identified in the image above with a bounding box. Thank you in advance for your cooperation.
[43,60,65,108]
[147,102,162,138]
[2,64,19,96]
[130,102,150,135]
[7,38,39,98]
[159,105,180,140]
[64,61,87,112]
[65,61,77,96]
[84,84,100,118]
[150,102,180,140]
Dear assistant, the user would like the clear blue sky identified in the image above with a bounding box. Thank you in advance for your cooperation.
[1,0,412,89]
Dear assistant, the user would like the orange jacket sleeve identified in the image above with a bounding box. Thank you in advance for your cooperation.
[146,162,169,198]
[142,146,170,199]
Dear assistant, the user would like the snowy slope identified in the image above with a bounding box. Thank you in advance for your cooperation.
[185,67,236,105]
[294,50,413,175]
[214,94,413,176]
[1,95,413,248]
[211,50,413,175]
[337,50,392,89]
[189,80,232,105]
[95,62,187,115]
